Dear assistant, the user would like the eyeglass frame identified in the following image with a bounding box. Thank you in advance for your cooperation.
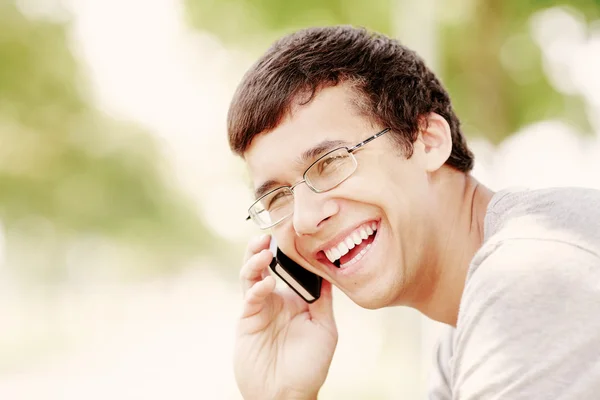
[246,127,391,228]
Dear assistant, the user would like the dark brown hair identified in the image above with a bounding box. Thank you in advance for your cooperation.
[227,25,474,172]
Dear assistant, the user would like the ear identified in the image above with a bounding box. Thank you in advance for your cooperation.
[415,113,452,173]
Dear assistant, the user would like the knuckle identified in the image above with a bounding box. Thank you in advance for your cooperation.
[239,263,251,281]
[245,237,258,251]
[239,254,264,281]
[244,239,264,262]
[249,234,266,249]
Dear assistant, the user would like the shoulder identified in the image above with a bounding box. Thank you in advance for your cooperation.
[472,186,600,296]
[428,325,455,400]
[447,187,600,399]
[452,239,600,399]
[461,238,600,323]
[484,187,600,250]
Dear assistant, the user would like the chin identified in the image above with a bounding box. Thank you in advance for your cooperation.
[347,286,397,310]
[343,267,407,309]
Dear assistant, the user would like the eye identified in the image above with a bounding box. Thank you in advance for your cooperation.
[266,190,292,210]
[317,153,347,174]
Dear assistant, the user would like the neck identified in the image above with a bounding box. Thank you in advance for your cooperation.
[413,169,494,326]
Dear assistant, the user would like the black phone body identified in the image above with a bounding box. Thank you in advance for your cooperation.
[269,238,322,303]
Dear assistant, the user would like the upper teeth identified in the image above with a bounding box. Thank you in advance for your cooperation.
[324,222,377,264]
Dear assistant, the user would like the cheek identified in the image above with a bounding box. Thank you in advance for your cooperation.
[272,225,296,258]
[346,166,415,211]
[349,163,429,243]
[273,225,322,272]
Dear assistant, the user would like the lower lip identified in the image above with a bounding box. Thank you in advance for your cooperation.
[330,224,380,277]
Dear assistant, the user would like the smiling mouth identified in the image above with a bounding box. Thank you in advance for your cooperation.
[323,221,378,268]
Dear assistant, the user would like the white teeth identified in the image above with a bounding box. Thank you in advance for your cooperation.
[325,249,335,263]
[337,241,349,257]
[359,228,368,240]
[324,222,379,265]
[345,237,355,249]
[340,245,372,268]
[331,247,341,261]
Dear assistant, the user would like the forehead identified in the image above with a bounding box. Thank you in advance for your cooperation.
[244,85,372,189]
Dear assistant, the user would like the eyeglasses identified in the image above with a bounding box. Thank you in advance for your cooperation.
[246,128,391,229]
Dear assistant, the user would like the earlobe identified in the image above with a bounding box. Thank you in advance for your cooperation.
[417,113,453,172]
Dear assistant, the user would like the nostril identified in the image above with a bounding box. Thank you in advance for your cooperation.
[317,215,332,228]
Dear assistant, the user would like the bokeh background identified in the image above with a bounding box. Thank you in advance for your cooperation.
[1,0,600,399]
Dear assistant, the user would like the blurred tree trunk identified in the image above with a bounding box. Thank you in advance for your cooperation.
[393,0,438,70]
[465,0,509,143]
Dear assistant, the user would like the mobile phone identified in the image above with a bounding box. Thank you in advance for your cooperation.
[269,238,322,303]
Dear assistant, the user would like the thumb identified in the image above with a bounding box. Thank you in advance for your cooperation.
[308,279,335,326]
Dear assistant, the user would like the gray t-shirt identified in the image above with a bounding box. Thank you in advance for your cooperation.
[429,187,600,399]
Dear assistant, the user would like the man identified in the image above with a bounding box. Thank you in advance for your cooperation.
[227,25,600,399]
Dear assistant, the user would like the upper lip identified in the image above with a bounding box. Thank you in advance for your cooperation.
[312,218,380,258]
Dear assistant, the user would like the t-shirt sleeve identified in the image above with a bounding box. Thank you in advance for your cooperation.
[451,239,600,400]
[428,326,455,400]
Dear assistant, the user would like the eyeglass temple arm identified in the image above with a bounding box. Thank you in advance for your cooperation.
[348,128,390,152]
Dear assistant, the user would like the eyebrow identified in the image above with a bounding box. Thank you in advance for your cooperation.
[254,179,281,200]
[253,139,349,200]
[298,139,348,164]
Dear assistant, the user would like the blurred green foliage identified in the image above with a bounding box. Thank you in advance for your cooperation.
[185,0,392,44]
[441,0,598,142]
[0,2,217,279]
[185,0,599,143]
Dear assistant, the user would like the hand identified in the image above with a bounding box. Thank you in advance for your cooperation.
[234,234,338,400]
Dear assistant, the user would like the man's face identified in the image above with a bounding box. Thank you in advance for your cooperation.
[244,85,437,309]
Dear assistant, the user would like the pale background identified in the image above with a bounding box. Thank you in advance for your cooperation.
[1,0,600,399]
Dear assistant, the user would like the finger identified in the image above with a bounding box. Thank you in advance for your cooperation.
[240,248,274,295]
[241,275,276,319]
[243,234,271,263]
[308,279,335,326]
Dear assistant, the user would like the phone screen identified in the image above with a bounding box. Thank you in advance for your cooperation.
[269,238,322,303]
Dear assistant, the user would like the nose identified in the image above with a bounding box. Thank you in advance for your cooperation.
[292,183,339,236]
